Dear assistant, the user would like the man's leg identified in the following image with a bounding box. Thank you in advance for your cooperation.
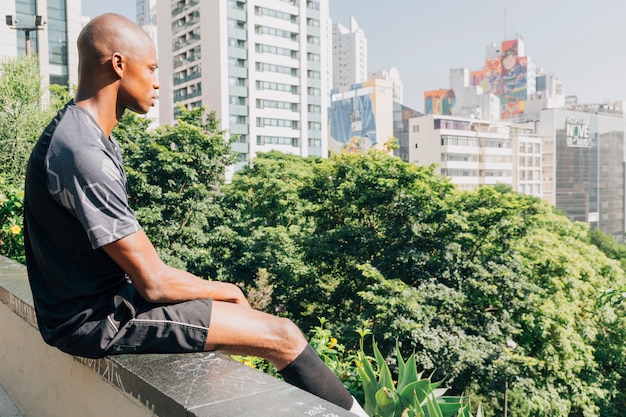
[206,301,357,411]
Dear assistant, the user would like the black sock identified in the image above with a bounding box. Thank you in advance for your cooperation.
[278,344,353,410]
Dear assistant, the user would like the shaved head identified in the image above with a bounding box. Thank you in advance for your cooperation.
[74,13,160,133]
[77,13,153,73]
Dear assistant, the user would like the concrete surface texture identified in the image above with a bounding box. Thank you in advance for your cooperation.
[0,384,26,417]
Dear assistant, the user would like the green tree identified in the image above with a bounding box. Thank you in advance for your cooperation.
[114,106,237,273]
[0,56,49,183]
[218,150,626,416]
[589,227,626,270]
[209,151,320,312]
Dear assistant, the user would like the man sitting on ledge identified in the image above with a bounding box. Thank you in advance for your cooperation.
[23,13,367,417]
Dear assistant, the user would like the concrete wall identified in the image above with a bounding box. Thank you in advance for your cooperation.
[0,255,355,417]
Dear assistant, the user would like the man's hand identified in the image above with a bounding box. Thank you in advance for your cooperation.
[103,230,250,307]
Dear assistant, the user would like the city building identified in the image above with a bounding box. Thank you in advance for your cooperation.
[332,16,366,89]
[511,124,542,198]
[424,37,566,124]
[329,77,394,154]
[407,113,542,197]
[369,67,403,104]
[392,102,422,162]
[533,103,626,241]
[139,23,160,128]
[137,0,157,26]
[1,0,82,89]
[156,0,330,174]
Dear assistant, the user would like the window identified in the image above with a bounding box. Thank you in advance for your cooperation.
[441,135,478,147]
[257,99,298,111]
[255,6,295,22]
[257,136,299,146]
[257,118,298,129]
[256,81,298,94]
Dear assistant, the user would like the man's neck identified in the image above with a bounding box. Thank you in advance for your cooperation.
[74,96,120,138]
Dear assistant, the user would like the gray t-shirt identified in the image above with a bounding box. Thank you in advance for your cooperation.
[24,101,141,346]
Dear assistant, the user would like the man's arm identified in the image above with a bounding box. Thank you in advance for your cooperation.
[102,230,250,307]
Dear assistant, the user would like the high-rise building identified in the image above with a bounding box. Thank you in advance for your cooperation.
[534,103,625,240]
[332,16,366,89]
[369,67,403,104]
[137,0,157,26]
[1,0,81,88]
[156,0,330,173]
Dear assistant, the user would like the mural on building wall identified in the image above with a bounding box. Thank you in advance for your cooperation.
[424,89,456,115]
[329,85,378,153]
[470,58,501,93]
[470,39,528,119]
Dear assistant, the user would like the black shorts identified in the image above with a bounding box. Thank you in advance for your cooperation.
[55,284,212,359]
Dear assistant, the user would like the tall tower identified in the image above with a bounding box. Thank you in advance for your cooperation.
[157,0,330,173]
[332,16,367,89]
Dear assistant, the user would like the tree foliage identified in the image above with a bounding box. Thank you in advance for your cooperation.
[114,106,237,271]
[0,57,71,263]
[0,56,50,183]
[215,150,626,417]
[4,87,626,416]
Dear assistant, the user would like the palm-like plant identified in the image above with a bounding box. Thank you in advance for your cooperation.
[355,336,481,417]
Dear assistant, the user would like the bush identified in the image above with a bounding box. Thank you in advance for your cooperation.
[0,174,25,264]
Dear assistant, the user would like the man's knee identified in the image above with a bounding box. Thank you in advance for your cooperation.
[272,317,307,352]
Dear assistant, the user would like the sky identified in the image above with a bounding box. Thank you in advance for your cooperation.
[82,0,626,113]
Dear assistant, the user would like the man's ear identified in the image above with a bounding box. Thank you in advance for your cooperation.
[111,52,124,78]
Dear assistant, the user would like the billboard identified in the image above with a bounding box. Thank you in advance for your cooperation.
[565,117,590,148]
[424,89,456,115]
[471,39,528,119]
[329,84,378,153]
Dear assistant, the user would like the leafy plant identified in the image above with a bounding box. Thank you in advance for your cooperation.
[355,334,480,417]
[309,318,361,396]
[0,174,25,264]
[0,56,49,183]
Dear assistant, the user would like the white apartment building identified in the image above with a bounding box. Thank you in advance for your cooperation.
[1,0,82,89]
[408,114,542,196]
[369,67,403,104]
[157,0,329,173]
[137,0,157,25]
[332,16,366,89]
[511,125,542,198]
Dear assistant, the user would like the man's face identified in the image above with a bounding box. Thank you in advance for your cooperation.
[119,43,160,114]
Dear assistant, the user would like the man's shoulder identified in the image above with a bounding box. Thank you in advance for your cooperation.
[48,103,111,161]
[55,102,102,138]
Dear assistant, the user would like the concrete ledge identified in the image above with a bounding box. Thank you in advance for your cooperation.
[0,255,354,417]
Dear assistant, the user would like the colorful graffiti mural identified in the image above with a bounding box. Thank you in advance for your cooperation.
[424,89,456,115]
[471,39,528,119]
[329,84,378,153]
[470,58,501,95]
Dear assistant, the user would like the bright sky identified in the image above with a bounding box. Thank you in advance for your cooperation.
[83,0,626,113]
